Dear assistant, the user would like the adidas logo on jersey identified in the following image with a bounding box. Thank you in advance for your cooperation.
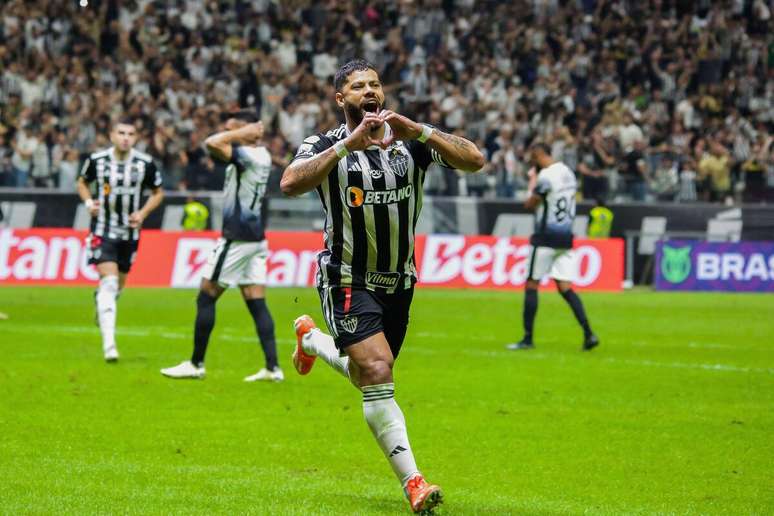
[345,184,413,208]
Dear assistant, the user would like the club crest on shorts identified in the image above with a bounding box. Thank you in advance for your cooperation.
[388,147,409,177]
[339,315,359,334]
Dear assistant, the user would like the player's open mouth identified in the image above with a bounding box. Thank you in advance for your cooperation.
[362,100,379,113]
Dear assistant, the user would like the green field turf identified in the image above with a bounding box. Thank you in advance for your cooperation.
[0,286,772,515]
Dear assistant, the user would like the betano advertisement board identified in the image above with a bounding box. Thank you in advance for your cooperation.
[655,240,774,292]
[0,229,623,291]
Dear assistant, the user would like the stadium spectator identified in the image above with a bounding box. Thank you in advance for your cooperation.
[699,139,733,203]
[10,119,37,187]
[0,0,771,203]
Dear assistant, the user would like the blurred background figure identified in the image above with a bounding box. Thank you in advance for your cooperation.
[0,0,768,202]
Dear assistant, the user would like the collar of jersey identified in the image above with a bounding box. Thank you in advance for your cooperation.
[109,146,134,163]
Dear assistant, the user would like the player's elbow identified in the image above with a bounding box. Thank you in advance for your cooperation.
[280,168,302,197]
[204,137,229,159]
[461,150,486,172]
[471,150,486,171]
[203,138,219,154]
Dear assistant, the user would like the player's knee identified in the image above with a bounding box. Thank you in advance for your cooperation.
[199,278,222,298]
[525,280,539,290]
[360,358,393,385]
[99,275,119,295]
[556,281,572,293]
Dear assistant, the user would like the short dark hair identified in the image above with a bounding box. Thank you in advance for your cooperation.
[334,59,377,91]
[220,109,259,123]
[113,116,136,128]
[528,140,551,156]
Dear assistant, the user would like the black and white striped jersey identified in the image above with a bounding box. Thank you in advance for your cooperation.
[292,123,449,293]
[79,147,163,241]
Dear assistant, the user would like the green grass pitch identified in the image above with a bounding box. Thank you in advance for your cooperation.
[0,286,772,514]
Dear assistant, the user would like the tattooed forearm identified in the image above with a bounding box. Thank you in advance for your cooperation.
[280,147,339,196]
[429,130,486,172]
[436,130,474,153]
[293,157,322,181]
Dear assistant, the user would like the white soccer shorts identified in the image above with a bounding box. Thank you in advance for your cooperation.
[201,238,268,287]
[526,246,577,283]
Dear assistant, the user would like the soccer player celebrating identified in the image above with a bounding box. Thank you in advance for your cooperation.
[161,111,282,382]
[77,118,164,362]
[281,60,484,514]
[506,142,599,351]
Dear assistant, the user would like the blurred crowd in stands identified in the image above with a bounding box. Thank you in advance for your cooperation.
[0,0,772,203]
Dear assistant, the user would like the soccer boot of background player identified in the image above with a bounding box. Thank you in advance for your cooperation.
[160,360,205,379]
[104,346,119,362]
[244,367,284,382]
[404,474,443,514]
[506,338,534,350]
[583,333,600,351]
[292,315,317,374]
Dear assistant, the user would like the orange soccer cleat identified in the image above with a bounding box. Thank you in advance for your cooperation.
[292,315,317,375]
[404,474,443,514]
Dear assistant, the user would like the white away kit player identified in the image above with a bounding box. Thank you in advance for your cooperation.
[507,141,599,351]
[161,110,281,381]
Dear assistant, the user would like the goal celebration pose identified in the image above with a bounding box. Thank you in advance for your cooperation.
[281,60,484,514]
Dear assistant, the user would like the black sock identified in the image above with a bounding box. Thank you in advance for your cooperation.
[561,289,592,337]
[245,298,278,370]
[523,288,538,342]
[191,291,217,367]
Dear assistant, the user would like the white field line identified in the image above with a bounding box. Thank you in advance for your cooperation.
[410,332,773,374]
[3,324,296,345]
[5,325,772,375]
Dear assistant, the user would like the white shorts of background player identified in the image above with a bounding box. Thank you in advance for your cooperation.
[526,246,577,283]
[202,238,268,287]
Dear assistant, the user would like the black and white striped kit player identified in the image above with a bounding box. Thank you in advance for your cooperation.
[294,123,449,295]
[282,60,485,513]
[79,147,163,271]
[77,117,165,364]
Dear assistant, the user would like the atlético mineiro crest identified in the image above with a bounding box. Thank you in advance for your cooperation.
[339,316,359,334]
[388,147,409,177]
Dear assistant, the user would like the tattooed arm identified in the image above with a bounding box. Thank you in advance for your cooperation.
[426,129,486,172]
[280,145,341,196]
[379,110,484,172]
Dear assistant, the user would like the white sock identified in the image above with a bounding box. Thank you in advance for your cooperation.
[96,275,119,352]
[362,383,419,486]
[303,328,349,379]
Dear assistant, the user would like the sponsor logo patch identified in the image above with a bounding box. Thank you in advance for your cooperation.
[339,315,359,334]
[345,184,413,208]
[366,271,401,288]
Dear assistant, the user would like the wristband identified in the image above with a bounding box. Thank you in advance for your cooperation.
[84,199,94,209]
[417,124,434,143]
[333,140,350,159]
